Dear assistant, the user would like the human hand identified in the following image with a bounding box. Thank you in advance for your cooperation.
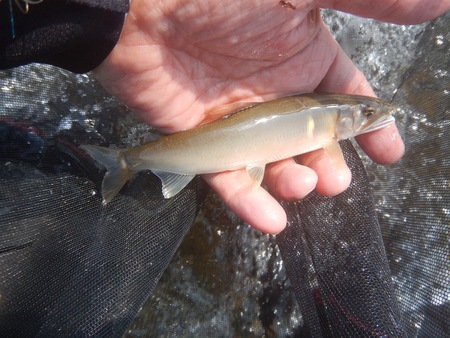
[94,0,448,234]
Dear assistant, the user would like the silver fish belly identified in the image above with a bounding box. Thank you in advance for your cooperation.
[81,93,395,203]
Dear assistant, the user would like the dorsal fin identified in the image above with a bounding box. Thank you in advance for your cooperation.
[200,102,261,125]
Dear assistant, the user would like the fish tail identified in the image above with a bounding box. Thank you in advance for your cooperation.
[80,145,131,204]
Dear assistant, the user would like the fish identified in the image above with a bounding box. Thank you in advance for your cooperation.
[81,93,396,204]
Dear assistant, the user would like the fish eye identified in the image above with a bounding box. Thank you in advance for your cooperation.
[363,106,376,117]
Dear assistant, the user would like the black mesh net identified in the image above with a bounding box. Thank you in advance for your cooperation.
[0,10,448,338]
[0,113,208,337]
[372,15,450,337]
[278,140,404,337]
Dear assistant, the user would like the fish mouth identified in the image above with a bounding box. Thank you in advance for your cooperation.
[360,115,396,134]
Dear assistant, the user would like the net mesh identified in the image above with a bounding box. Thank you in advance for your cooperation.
[278,140,404,337]
[0,146,208,337]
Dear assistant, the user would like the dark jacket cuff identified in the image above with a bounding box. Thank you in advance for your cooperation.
[0,0,129,73]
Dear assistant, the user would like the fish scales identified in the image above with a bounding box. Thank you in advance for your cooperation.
[132,105,336,173]
[81,93,396,203]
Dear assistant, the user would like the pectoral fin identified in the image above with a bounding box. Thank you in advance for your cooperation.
[152,170,196,198]
[246,164,266,188]
[323,140,347,169]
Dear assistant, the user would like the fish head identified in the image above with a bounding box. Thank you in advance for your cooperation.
[335,97,396,139]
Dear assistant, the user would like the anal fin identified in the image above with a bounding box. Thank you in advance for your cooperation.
[152,170,196,198]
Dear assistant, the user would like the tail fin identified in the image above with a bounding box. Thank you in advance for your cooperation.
[80,145,131,204]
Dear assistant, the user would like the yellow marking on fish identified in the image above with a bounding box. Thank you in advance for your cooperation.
[307,115,315,138]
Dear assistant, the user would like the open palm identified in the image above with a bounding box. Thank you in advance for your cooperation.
[94,0,448,233]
